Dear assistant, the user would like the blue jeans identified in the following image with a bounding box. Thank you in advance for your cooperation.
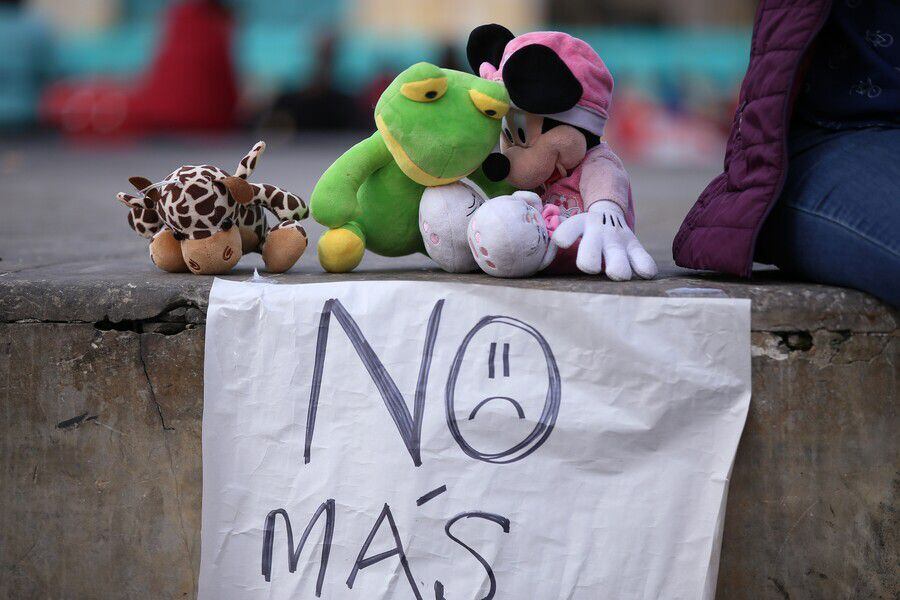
[756,124,900,307]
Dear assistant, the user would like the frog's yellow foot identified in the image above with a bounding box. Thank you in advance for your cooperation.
[318,227,365,273]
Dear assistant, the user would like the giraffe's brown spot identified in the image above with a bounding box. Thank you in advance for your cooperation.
[178,215,193,229]
[210,205,227,224]
[286,195,299,211]
[186,184,208,200]
[136,222,146,233]
[270,191,284,209]
[212,181,226,196]
[238,204,256,225]
[194,229,212,239]
[127,212,135,228]
[176,201,191,215]
[195,195,217,215]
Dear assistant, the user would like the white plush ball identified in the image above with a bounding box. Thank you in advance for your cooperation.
[467,191,553,278]
[419,180,486,273]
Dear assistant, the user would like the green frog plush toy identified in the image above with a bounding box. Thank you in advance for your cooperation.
[310,62,510,272]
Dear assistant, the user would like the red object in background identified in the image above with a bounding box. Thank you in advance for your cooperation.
[41,0,237,136]
[357,71,396,115]
[606,91,729,168]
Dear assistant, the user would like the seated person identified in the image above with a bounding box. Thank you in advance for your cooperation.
[674,0,899,308]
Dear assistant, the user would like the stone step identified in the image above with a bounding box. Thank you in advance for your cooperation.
[0,269,896,599]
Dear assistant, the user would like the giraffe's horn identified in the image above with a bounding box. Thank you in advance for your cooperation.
[117,192,154,210]
[234,140,267,179]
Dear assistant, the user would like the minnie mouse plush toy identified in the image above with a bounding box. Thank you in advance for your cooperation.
[465,24,658,280]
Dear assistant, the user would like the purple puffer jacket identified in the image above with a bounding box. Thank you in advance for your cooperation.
[673,0,833,277]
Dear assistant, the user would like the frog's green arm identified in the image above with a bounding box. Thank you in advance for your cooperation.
[467,166,517,198]
[310,132,393,228]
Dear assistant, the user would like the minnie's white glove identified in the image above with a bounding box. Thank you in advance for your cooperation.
[552,200,658,280]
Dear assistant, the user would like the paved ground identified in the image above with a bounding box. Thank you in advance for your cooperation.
[0,134,719,276]
[4,133,894,330]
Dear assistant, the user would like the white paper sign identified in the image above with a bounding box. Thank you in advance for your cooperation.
[200,279,750,600]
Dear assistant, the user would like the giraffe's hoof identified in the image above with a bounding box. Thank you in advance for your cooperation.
[149,230,189,273]
[317,227,364,273]
[262,223,308,273]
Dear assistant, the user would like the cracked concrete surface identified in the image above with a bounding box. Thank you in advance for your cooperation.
[1,289,895,600]
[1,323,203,599]
[138,334,175,432]
[0,137,897,599]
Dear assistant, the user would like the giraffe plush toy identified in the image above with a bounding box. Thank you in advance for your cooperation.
[117,141,309,274]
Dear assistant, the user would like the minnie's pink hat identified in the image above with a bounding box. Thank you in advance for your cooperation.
[480,32,614,136]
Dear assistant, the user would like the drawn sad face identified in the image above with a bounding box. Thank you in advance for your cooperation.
[446,316,561,464]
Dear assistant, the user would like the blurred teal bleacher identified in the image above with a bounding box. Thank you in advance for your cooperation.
[50,0,751,95]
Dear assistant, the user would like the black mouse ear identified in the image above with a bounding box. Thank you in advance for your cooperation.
[502,44,583,114]
[466,23,515,73]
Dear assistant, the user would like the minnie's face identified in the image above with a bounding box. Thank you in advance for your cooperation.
[494,109,588,189]
[467,26,594,189]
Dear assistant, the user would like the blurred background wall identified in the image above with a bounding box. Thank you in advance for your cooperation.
[0,0,756,166]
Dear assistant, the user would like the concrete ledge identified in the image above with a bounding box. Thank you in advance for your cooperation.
[1,264,897,599]
[2,258,895,332]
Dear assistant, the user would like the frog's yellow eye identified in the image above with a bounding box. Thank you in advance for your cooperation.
[469,89,509,119]
[400,77,448,102]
